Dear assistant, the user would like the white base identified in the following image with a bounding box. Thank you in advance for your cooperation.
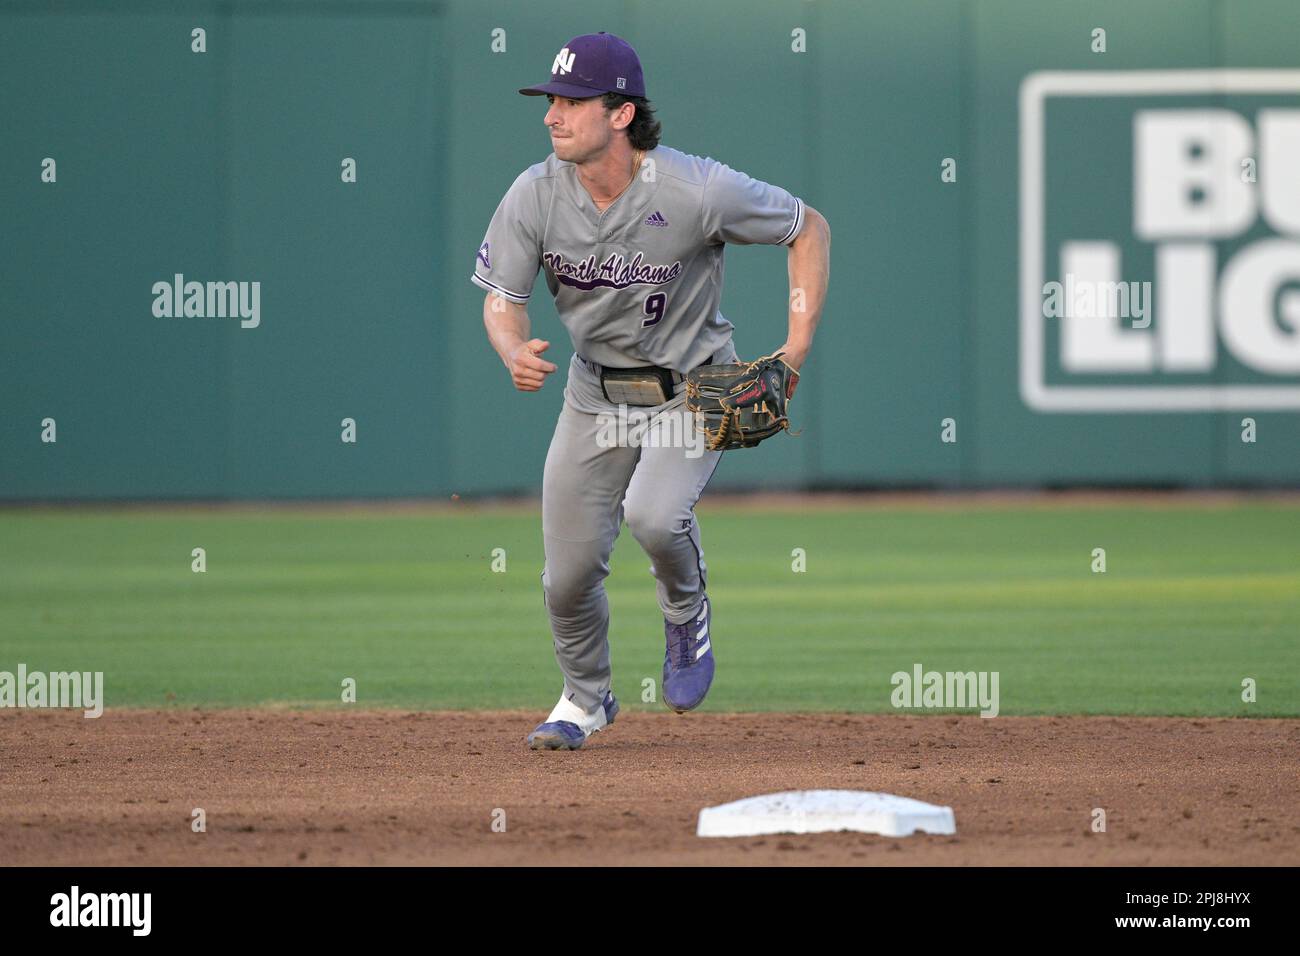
[696,789,956,838]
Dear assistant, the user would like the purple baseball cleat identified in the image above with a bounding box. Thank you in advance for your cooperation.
[663,595,714,713]
[527,690,619,750]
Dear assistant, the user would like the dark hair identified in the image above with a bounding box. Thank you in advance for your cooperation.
[600,93,661,151]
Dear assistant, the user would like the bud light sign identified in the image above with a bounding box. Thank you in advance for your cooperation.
[1020,70,1300,411]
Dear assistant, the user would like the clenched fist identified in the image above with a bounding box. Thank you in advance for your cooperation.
[508,338,559,392]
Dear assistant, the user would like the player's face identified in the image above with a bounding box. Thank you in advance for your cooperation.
[544,94,614,164]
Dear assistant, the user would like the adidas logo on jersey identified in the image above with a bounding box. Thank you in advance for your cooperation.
[644,211,668,227]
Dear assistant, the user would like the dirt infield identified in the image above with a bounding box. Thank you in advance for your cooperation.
[3,709,1296,866]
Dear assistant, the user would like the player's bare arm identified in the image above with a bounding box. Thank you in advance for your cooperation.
[482,292,557,391]
[778,205,831,384]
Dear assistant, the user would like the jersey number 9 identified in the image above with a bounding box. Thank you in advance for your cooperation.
[641,292,666,329]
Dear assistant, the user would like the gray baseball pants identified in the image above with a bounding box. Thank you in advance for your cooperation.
[540,399,723,713]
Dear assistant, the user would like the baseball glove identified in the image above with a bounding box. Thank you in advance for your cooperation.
[685,351,800,451]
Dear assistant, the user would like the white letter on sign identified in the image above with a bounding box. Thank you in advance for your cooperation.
[1135,110,1255,240]
[1061,241,1154,372]
[1219,239,1300,374]
[1156,243,1216,372]
[1259,110,1300,236]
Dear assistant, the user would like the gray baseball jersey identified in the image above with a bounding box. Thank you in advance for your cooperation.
[471,145,804,413]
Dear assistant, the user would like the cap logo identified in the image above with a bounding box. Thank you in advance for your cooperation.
[552,48,575,76]
[616,77,626,89]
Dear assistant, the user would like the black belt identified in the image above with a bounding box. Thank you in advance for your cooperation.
[579,354,712,384]
[581,354,714,406]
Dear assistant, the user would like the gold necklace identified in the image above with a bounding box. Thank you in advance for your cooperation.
[598,149,644,209]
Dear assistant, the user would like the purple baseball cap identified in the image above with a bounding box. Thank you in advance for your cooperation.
[519,32,646,99]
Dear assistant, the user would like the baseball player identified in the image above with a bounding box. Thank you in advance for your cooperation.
[473,32,831,749]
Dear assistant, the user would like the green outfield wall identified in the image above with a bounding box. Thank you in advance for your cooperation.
[3,0,1298,498]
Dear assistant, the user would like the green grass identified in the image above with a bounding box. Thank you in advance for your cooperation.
[0,501,1296,716]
